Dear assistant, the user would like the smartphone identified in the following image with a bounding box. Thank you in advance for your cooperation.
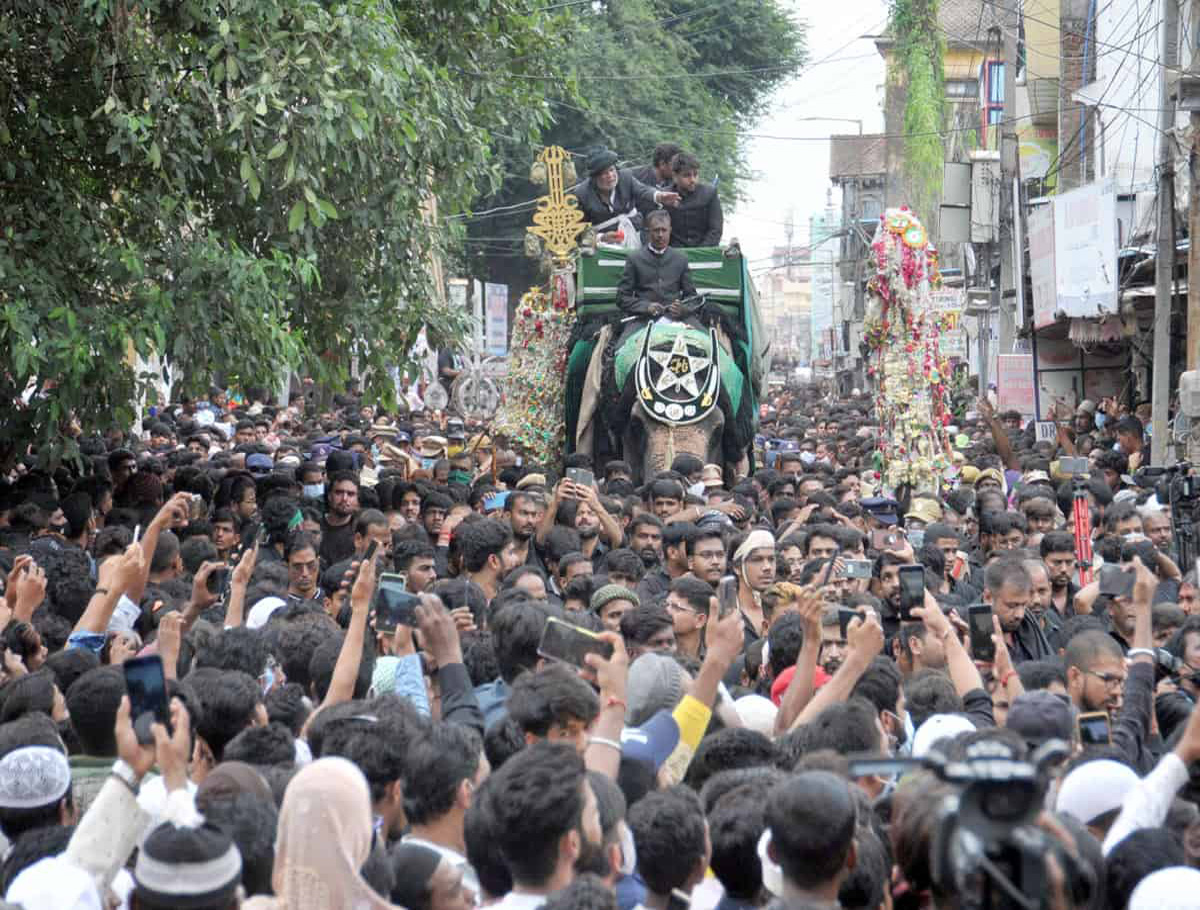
[871,529,902,551]
[374,573,418,632]
[907,529,925,550]
[132,524,142,545]
[256,522,270,548]
[206,566,231,595]
[124,655,170,746]
[538,616,614,669]
[483,490,510,513]
[838,607,861,639]
[717,575,739,618]
[844,559,873,579]
[1060,456,1090,475]
[967,604,995,662]
[347,540,380,591]
[1098,565,1136,599]
[566,467,595,489]
[897,565,925,621]
[818,558,836,586]
[1077,711,1112,745]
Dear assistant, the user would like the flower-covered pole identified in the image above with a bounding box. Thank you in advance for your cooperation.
[862,207,956,494]
[492,146,587,466]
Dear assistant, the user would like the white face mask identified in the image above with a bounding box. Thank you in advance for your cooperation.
[302,483,324,499]
[756,830,783,897]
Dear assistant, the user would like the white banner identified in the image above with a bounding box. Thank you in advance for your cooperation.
[1053,181,1118,319]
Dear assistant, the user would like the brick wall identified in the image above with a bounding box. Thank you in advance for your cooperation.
[1058,13,1096,190]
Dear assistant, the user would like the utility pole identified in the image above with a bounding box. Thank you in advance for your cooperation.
[1152,0,1180,464]
[996,17,1022,363]
[1188,0,1200,374]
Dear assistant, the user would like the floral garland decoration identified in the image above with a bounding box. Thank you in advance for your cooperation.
[861,206,957,494]
[492,270,576,466]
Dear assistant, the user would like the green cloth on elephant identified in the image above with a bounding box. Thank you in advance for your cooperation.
[613,323,744,416]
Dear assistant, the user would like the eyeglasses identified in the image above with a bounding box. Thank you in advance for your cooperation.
[1085,669,1126,690]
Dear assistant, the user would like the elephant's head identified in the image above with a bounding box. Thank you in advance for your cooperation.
[626,404,724,482]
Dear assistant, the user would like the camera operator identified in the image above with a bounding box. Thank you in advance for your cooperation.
[1156,615,1200,741]
[1065,556,1158,772]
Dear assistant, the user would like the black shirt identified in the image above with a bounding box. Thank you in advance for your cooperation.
[320,516,357,568]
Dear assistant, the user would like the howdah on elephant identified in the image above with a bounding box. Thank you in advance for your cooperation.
[565,246,768,482]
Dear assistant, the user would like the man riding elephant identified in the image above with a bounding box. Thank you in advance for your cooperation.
[615,210,700,345]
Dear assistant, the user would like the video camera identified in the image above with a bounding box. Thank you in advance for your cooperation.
[850,739,1093,910]
[1135,462,1200,505]
[1134,462,1200,569]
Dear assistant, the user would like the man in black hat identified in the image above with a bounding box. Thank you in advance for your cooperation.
[571,148,680,240]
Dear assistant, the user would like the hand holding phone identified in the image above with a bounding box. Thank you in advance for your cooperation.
[897,565,925,622]
[967,604,995,662]
[123,655,171,746]
[1077,711,1112,745]
[538,617,614,669]
[374,573,418,632]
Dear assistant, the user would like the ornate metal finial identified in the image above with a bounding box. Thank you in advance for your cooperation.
[526,146,587,267]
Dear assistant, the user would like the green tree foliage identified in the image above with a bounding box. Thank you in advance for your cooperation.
[0,0,565,463]
[888,0,946,223]
[465,0,806,288]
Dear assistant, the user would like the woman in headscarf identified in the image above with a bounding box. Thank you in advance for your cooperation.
[244,757,399,910]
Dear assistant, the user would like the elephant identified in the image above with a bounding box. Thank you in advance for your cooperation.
[569,317,756,484]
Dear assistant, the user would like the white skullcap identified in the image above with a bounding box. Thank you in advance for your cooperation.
[1055,759,1140,824]
[911,714,976,758]
[246,596,287,630]
[735,694,778,737]
[1129,866,1200,910]
[6,857,102,910]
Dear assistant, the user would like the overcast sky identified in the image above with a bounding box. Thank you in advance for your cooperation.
[726,0,889,263]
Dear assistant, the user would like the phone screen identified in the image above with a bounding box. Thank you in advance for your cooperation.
[567,467,595,489]
[206,566,231,595]
[967,605,995,661]
[898,565,925,621]
[1078,712,1112,745]
[124,655,170,745]
[538,617,614,669]
[838,608,860,640]
[717,575,739,618]
[872,529,902,551]
[375,574,417,632]
[844,559,873,579]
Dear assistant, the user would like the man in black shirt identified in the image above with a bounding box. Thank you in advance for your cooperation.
[629,141,682,189]
[319,470,360,567]
[616,210,697,325]
[666,152,723,248]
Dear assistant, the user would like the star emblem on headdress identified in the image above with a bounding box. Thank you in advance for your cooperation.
[649,332,708,397]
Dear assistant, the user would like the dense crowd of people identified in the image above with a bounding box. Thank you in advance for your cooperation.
[0,381,1197,910]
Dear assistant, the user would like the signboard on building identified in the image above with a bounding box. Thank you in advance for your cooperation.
[939,329,968,360]
[997,354,1036,417]
[1052,180,1119,319]
[484,282,508,356]
[1028,204,1057,328]
[930,289,964,312]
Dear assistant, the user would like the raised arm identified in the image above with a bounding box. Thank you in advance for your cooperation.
[789,610,884,731]
[977,398,1019,471]
[774,586,825,734]
[73,544,144,635]
[321,553,375,709]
